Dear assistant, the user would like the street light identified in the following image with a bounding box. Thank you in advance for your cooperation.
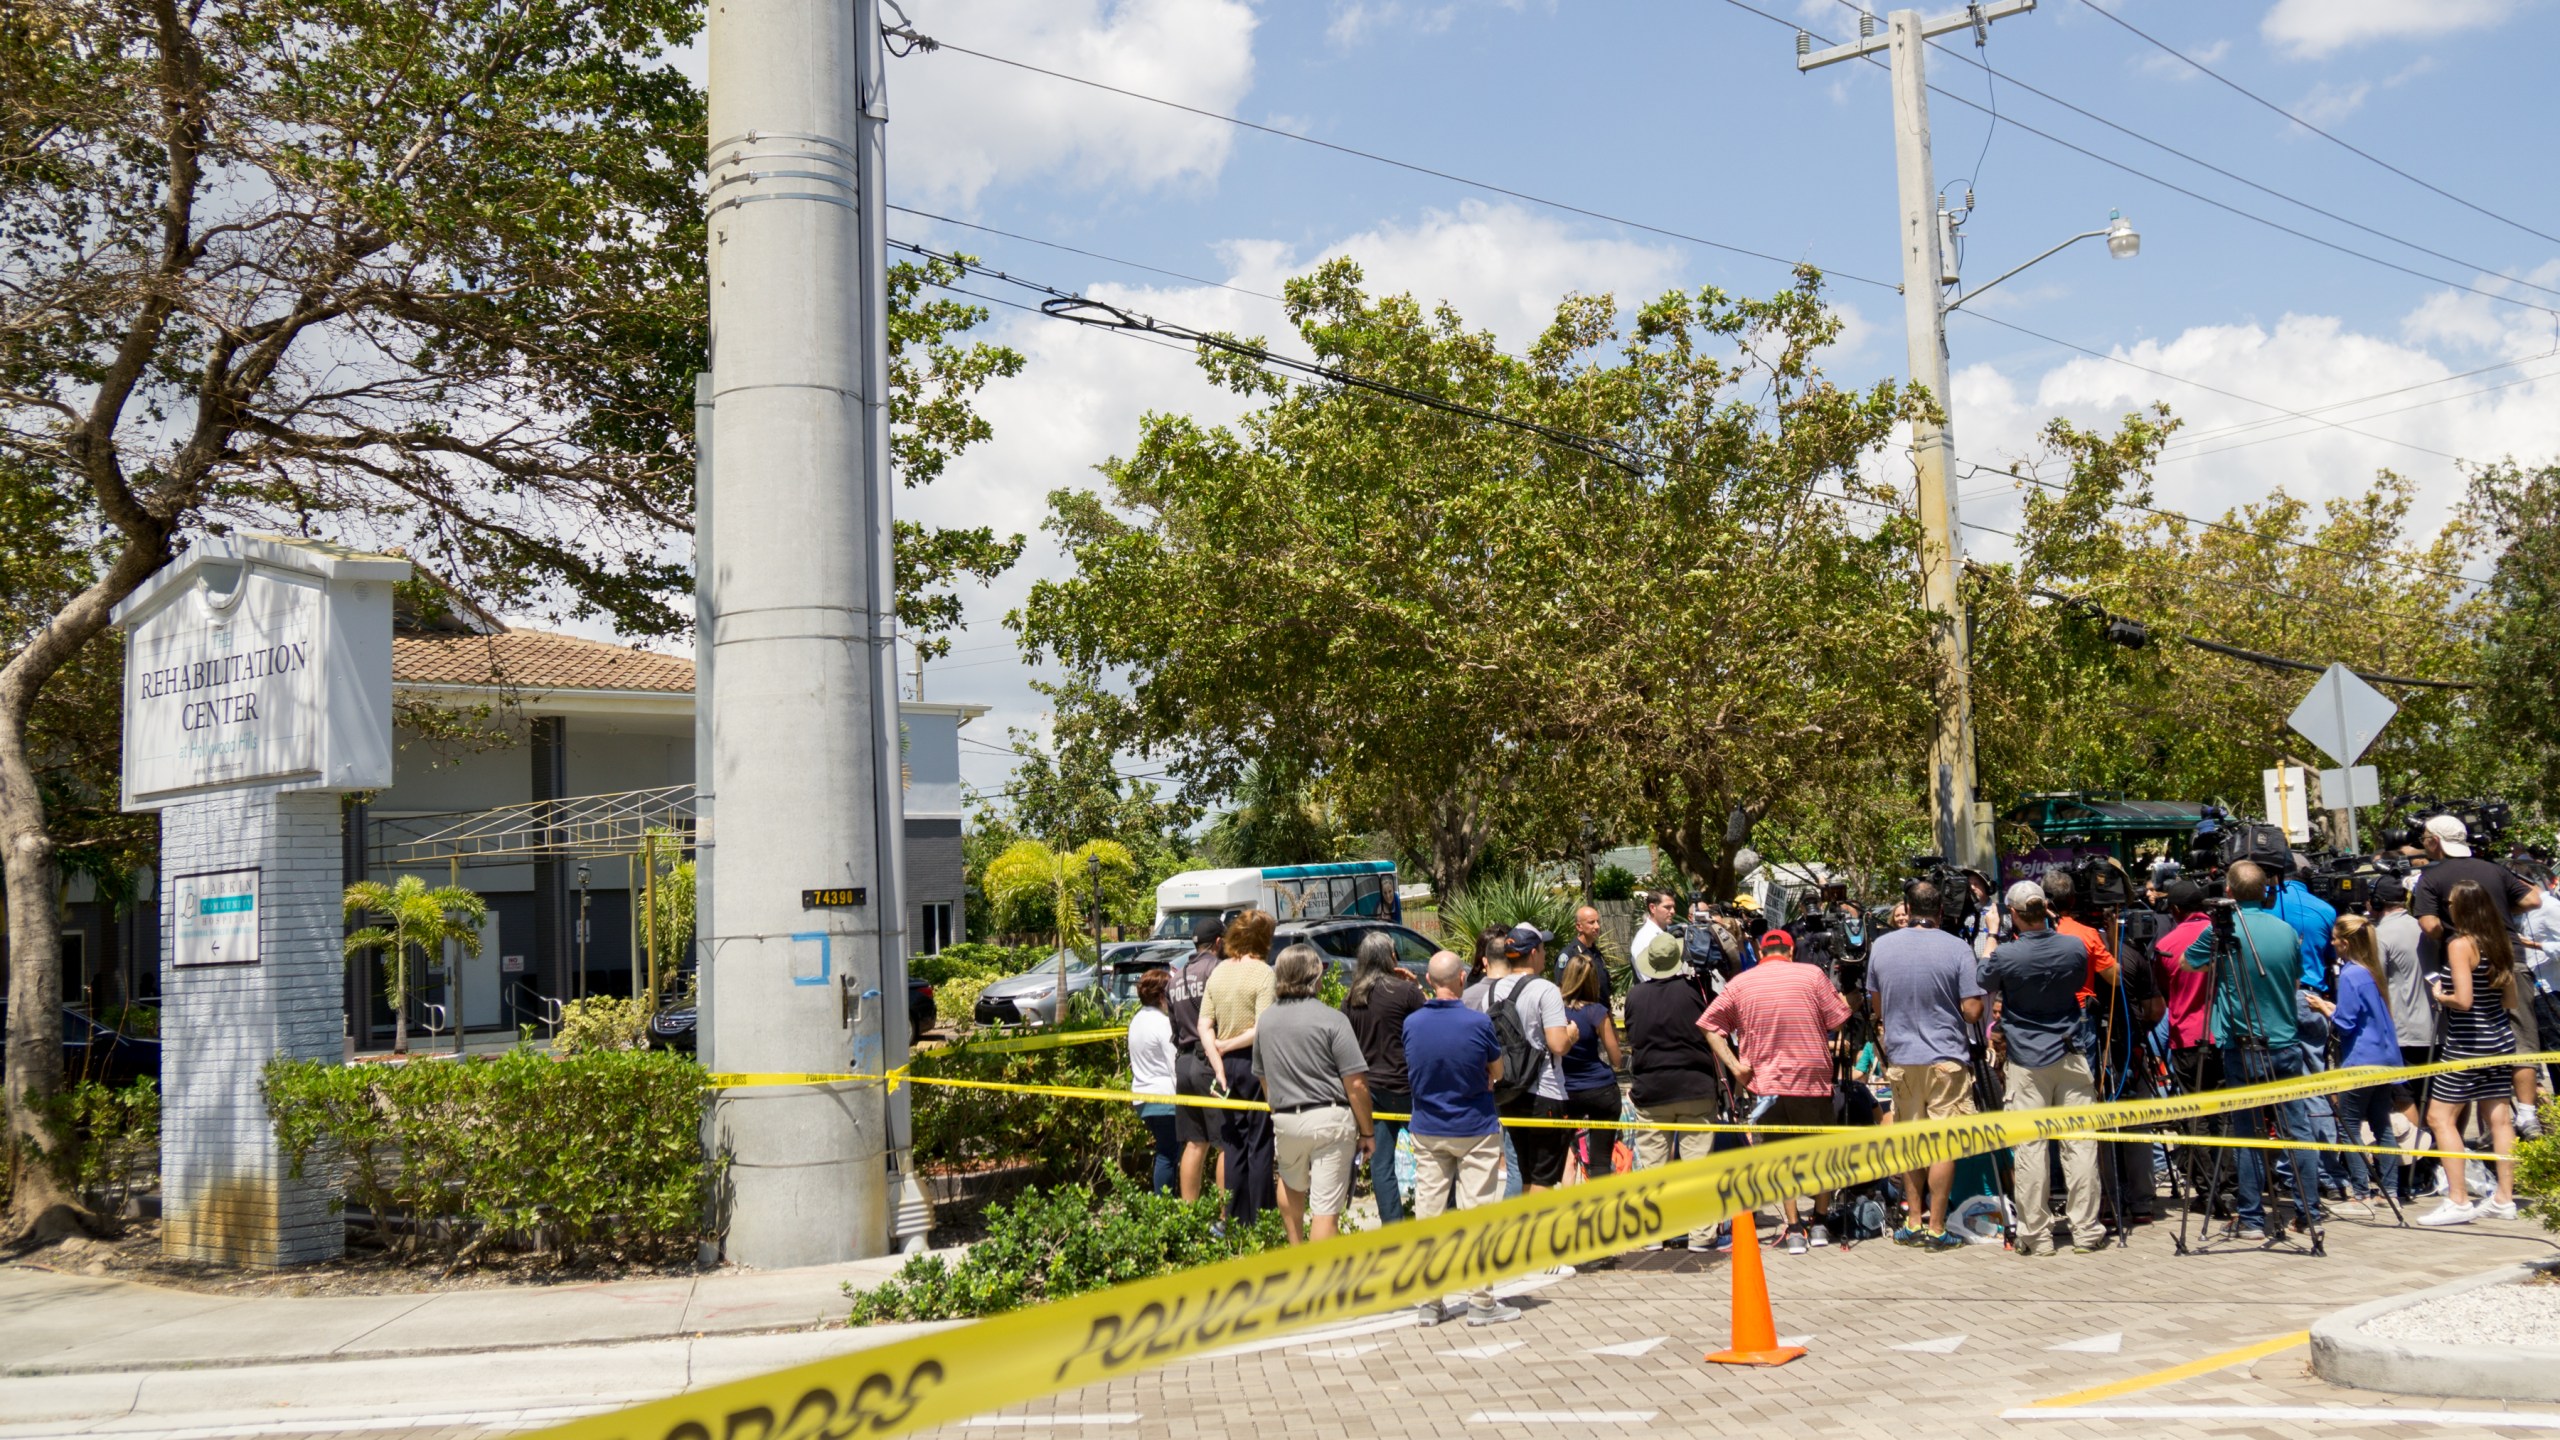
[1944,210,2141,313]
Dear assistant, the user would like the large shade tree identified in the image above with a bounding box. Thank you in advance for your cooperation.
[0,0,1020,1227]
[1967,411,2496,844]
[1015,260,1943,899]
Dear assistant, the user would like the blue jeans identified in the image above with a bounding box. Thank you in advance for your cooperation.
[2219,1043,2325,1230]
[1369,1089,1410,1224]
[2334,1083,2401,1198]
[1139,1104,1180,1196]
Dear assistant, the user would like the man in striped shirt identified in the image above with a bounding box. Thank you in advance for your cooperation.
[1701,929,1852,1252]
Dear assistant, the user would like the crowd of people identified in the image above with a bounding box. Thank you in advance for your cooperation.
[1119,811,2556,1296]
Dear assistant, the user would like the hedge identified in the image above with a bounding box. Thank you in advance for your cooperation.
[264,1048,716,1264]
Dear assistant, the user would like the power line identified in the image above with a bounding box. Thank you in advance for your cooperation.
[2161,364,2560,465]
[2163,343,2560,449]
[2073,0,2560,251]
[892,204,1289,306]
[2027,587,2474,690]
[1974,464,2478,586]
[1912,35,2560,304]
[904,36,1901,292]
[1950,308,2470,463]
[1756,0,2557,315]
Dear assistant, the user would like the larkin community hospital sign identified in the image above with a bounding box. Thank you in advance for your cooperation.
[112,533,409,1267]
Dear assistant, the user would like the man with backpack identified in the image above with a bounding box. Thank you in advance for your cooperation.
[1700,928,1853,1253]
[1465,923,1577,1192]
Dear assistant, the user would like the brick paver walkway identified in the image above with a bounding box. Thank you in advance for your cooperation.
[38,1213,2555,1440]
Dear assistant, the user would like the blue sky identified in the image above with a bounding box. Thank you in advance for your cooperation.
[687,0,2560,805]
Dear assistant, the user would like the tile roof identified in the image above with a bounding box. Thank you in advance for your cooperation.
[393,628,694,695]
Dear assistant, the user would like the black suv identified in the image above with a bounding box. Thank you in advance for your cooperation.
[1274,918,1440,975]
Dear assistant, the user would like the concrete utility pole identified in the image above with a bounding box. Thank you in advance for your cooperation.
[1799,2,2034,877]
[699,0,903,1265]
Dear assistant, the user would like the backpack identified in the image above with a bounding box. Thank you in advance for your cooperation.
[1487,976,1549,1105]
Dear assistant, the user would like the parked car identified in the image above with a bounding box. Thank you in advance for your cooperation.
[971,952,1108,1027]
[1275,917,1440,977]
[0,1005,161,1086]
[1099,939,1195,1009]
[646,977,935,1053]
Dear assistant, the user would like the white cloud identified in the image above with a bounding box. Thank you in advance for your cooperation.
[1944,296,2560,574]
[2134,37,2231,80]
[676,1,1258,210]
[2289,79,2371,125]
[2261,0,2520,59]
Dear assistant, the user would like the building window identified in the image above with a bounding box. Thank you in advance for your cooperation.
[916,903,955,956]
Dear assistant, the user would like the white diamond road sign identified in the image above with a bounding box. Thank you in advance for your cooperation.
[2288,663,2397,770]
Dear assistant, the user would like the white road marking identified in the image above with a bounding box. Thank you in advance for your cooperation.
[1586,1337,1668,1357]
[1465,1412,1658,1424]
[2045,1331,2124,1354]
[2003,1405,2560,1429]
[1444,1340,1528,1360]
[1890,1334,1967,1353]
[1778,1334,1815,1347]
[960,1418,1144,1429]
[1298,1342,1383,1358]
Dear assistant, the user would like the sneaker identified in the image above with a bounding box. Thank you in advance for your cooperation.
[1807,1223,1832,1249]
[2519,1108,2544,1140]
[2331,1197,2374,1219]
[1892,1224,1928,1247]
[2418,1200,2477,1227]
[2477,1198,2519,1221]
[1921,1229,1967,1253]
[1414,1299,1453,1326]
[2070,1242,2102,1254]
[2229,1222,2269,1242]
[1784,1227,1809,1256]
[1465,1300,1524,1327]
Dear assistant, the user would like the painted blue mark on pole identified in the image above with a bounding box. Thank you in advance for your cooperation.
[789,932,831,986]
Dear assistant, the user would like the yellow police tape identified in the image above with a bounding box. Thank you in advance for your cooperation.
[520,1050,2555,1440]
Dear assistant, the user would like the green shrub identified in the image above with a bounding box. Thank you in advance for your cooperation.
[1441,876,1577,953]
[33,1077,160,1216]
[2520,1099,2560,1234]
[101,1004,160,1039]
[847,1171,1284,1322]
[915,941,1050,986]
[935,974,994,1026]
[910,1016,1149,1189]
[555,995,650,1055]
[1591,864,1639,902]
[264,1049,716,1265]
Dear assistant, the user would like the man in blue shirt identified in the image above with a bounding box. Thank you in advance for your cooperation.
[2182,861,2326,1242]
[2273,861,2338,993]
[1402,950,1517,1326]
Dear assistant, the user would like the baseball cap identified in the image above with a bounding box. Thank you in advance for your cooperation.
[1635,932,1686,980]
[2004,879,2046,912]
[2164,877,2203,913]
[1730,894,1760,911]
[1502,922,1554,958]
[2372,874,2409,906]
[1758,928,1795,953]
[2425,814,2472,858]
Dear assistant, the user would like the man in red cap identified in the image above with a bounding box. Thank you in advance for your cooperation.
[1701,927,1852,1253]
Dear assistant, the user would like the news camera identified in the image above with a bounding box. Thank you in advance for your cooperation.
[1904,855,1986,934]
[1787,882,1869,987]
[2308,850,2413,912]
[2378,794,2513,852]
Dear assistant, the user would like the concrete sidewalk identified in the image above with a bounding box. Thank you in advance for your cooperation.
[0,1251,935,1376]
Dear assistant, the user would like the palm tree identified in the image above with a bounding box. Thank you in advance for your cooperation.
[980,838,1136,1020]
[343,875,489,1053]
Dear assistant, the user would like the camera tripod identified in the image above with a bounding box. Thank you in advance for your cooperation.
[2172,913,2326,1258]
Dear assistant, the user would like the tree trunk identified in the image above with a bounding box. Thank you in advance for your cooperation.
[392,948,408,1054]
[3,546,167,1233]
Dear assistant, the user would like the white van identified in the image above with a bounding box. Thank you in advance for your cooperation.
[1152,861,1400,940]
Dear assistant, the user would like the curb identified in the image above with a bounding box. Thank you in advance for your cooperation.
[2310,1261,2560,1403]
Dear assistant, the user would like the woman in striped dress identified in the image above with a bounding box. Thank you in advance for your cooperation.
[2417,880,2521,1227]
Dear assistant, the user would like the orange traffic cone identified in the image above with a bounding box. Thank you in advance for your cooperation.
[1704,1212,1806,1367]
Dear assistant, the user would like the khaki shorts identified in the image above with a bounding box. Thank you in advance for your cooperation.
[1272,1106,1359,1216]
[1889,1060,1977,1123]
